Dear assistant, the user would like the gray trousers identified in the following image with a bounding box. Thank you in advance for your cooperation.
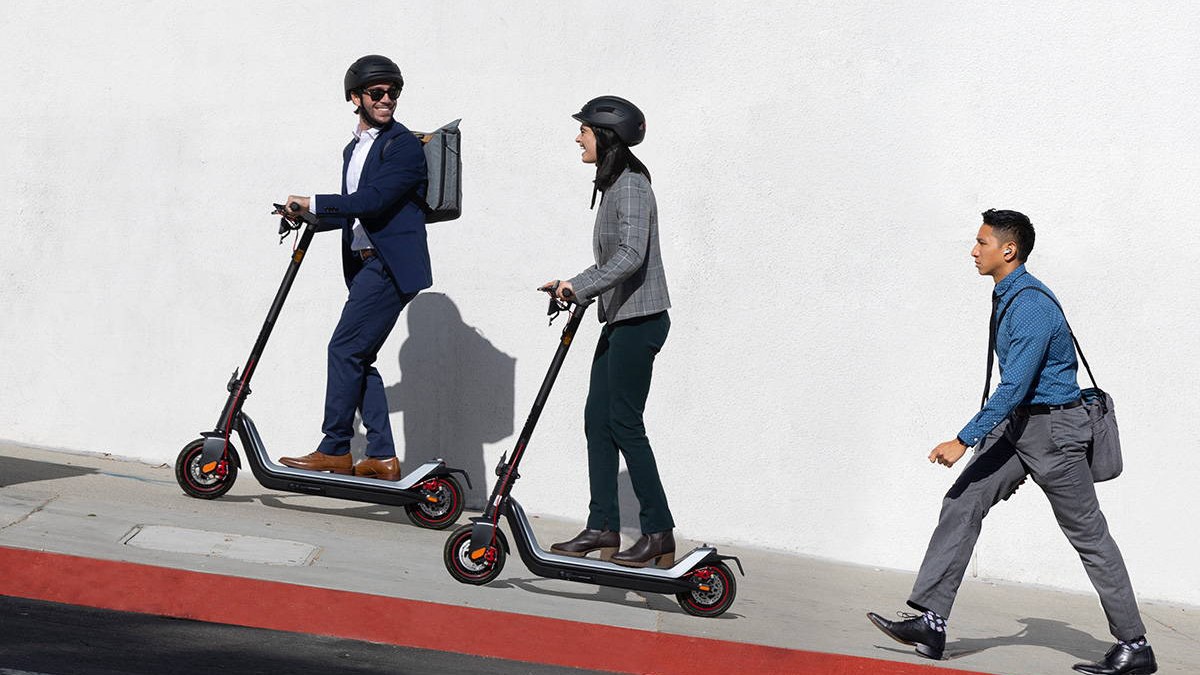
[908,406,1146,641]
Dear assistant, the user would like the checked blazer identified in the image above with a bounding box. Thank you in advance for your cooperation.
[569,170,671,323]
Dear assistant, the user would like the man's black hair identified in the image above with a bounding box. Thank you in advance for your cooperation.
[982,208,1035,261]
[588,125,651,209]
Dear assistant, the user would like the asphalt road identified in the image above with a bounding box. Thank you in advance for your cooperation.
[0,595,610,675]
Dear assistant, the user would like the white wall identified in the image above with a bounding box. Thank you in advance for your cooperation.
[2,1,1198,606]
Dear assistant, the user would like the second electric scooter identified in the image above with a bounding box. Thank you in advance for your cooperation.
[175,203,469,530]
[443,288,744,617]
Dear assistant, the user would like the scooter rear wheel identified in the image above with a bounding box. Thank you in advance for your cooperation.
[175,438,238,499]
[443,524,507,585]
[676,561,737,618]
[404,475,464,530]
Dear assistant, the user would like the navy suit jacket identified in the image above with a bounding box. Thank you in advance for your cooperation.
[315,120,432,294]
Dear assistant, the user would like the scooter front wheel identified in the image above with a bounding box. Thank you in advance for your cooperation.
[676,561,737,618]
[175,438,238,499]
[443,524,507,585]
[405,474,464,530]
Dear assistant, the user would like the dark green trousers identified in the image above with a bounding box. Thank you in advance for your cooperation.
[584,311,675,534]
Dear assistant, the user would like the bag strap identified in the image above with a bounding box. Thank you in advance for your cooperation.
[381,135,434,214]
[981,285,1098,409]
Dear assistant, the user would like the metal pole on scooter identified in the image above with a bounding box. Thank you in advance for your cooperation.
[201,203,320,467]
[469,289,588,556]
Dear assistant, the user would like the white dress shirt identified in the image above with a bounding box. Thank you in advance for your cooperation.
[312,123,380,251]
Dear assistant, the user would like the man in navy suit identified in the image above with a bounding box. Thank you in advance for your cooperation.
[279,55,430,481]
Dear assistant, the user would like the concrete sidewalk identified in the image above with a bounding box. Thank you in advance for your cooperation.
[0,441,1196,674]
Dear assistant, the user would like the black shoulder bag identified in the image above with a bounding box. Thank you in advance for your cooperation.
[983,287,1123,482]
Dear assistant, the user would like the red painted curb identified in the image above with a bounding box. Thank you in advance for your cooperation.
[0,546,984,675]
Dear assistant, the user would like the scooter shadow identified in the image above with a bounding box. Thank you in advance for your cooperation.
[873,617,1112,661]
[493,576,744,620]
[0,455,97,487]
[217,493,420,527]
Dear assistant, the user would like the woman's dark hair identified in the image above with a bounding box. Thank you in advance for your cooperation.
[981,208,1035,261]
[589,125,651,208]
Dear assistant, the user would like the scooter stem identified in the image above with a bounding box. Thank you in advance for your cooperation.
[471,301,588,554]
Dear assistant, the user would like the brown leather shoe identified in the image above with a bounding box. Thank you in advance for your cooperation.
[550,529,621,559]
[279,451,352,474]
[611,530,675,568]
[354,456,400,481]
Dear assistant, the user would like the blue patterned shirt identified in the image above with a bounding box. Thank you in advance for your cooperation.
[957,265,1082,446]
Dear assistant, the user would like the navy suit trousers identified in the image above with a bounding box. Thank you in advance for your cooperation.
[317,256,416,458]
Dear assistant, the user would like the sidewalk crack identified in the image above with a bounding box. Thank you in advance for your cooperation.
[0,494,56,530]
[1145,611,1200,645]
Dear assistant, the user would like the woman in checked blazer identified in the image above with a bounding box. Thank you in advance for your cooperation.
[540,95,676,568]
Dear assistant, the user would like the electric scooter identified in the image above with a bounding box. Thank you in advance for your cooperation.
[443,288,744,617]
[174,203,469,530]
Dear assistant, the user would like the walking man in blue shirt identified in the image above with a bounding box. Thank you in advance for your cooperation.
[868,210,1156,674]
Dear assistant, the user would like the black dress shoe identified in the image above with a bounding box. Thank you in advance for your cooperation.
[1072,643,1157,675]
[550,529,620,559]
[611,530,675,568]
[866,611,945,660]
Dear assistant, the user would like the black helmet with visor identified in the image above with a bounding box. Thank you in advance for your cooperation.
[344,55,404,101]
[572,96,645,146]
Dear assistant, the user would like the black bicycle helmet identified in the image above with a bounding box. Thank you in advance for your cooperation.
[572,96,646,146]
[344,55,404,101]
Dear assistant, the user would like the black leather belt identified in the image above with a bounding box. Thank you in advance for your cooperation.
[1018,398,1083,415]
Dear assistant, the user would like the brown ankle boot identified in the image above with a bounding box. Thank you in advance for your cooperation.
[611,530,675,568]
[550,529,621,559]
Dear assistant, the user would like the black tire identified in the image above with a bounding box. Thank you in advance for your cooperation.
[174,438,238,499]
[404,474,464,530]
[443,524,507,585]
[676,562,737,618]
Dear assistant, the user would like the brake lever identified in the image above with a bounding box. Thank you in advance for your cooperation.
[272,202,303,244]
[544,282,574,325]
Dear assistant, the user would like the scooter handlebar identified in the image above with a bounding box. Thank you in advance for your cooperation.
[540,284,592,323]
[538,281,577,301]
[276,202,320,227]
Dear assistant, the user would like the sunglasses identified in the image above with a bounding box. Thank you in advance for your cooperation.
[360,85,400,102]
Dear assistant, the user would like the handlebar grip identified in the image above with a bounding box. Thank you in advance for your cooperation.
[285,202,319,227]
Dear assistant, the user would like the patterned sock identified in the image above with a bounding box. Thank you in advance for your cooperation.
[1119,636,1148,651]
[922,610,947,633]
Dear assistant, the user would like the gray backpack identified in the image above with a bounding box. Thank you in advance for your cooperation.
[413,119,462,223]
[386,119,462,223]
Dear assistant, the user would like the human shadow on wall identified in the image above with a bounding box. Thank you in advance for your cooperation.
[616,469,643,537]
[383,293,515,510]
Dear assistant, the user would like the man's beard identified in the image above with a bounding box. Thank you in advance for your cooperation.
[361,105,392,129]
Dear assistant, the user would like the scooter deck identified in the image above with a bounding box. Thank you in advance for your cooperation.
[507,500,715,577]
[489,499,730,596]
[235,414,448,506]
